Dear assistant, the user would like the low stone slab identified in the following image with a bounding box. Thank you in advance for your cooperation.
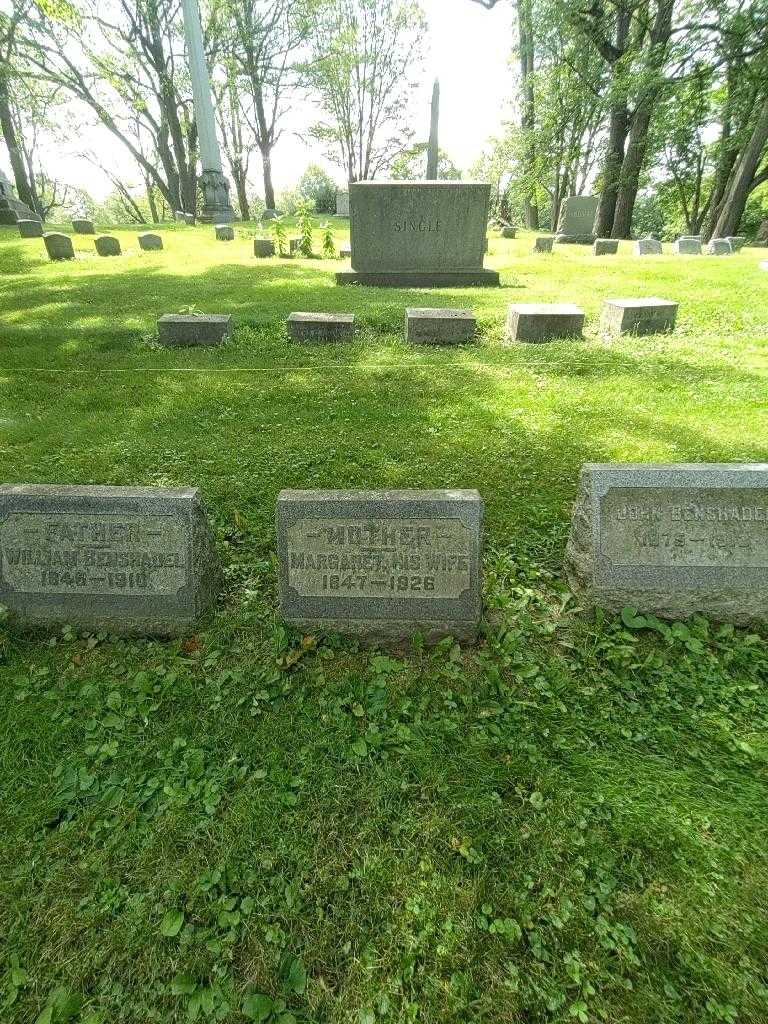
[708,238,732,255]
[0,208,18,225]
[635,237,662,255]
[501,226,516,239]
[254,238,275,258]
[594,238,619,255]
[406,308,476,345]
[288,312,355,342]
[602,298,678,336]
[0,484,221,636]
[215,224,234,241]
[728,236,746,251]
[157,314,232,347]
[72,219,95,235]
[673,237,701,255]
[18,219,43,238]
[534,236,554,253]
[95,235,121,257]
[139,233,163,251]
[44,233,75,261]
[505,303,585,343]
[277,489,483,644]
[566,463,768,626]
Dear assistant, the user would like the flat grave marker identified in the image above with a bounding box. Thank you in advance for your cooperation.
[157,313,232,347]
[506,303,585,343]
[0,484,221,636]
[288,312,355,342]
[277,489,483,644]
[602,297,678,336]
[566,463,768,626]
[406,308,476,345]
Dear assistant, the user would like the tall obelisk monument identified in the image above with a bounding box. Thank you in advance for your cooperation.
[180,0,236,222]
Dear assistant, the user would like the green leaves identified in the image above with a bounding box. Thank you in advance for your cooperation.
[160,908,185,937]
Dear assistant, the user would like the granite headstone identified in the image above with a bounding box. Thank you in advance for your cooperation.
[555,196,598,244]
[277,489,483,644]
[0,484,221,635]
[566,463,768,626]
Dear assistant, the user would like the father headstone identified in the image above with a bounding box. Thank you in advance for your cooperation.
[673,237,701,255]
[338,181,499,287]
[566,463,768,626]
[44,232,75,261]
[0,484,222,636]
[277,489,483,644]
[336,191,350,217]
[72,219,95,235]
[95,235,121,257]
[555,196,598,244]
[635,237,662,256]
[18,219,44,238]
[139,232,163,251]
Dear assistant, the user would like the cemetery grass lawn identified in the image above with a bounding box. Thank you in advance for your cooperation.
[1,220,768,1024]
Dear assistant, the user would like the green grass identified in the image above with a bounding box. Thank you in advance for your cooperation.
[1,218,768,1024]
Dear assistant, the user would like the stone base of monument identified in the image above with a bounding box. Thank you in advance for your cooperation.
[566,463,768,627]
[139,233,163,251]
[337,269,500,288]
[157,314,232,347]
[406,308,476,345]
[277,489,483,646]
[288,312,355,342]
[0,484,222,636]
[254,239,275,258]
[215,224,235,241]
[601,298,678,336]
[594,238,619,255]
[95,235,121,257]
[506,303,585,343]
[554,234,595,245]
[0,208,19,225]
[18,219,43,238]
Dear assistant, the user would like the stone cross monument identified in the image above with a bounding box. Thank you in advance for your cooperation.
[426,80,440,180]
[180,0,235,222]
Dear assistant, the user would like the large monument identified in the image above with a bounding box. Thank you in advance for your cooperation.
[180,0,235,223]
[337,181,499,287]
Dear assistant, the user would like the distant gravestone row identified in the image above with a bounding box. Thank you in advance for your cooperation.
[2,465,765,642]
[161,295,678,349]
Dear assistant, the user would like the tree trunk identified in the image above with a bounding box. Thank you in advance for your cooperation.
[0,76,38,214]
[612,102,654,237]
[233,163,250,220]
[712,96,768,238]
[261,146,276,209]
[595,101,628,237]
[146,182,159,224]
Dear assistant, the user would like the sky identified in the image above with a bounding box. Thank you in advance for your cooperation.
[1,0,518,201]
